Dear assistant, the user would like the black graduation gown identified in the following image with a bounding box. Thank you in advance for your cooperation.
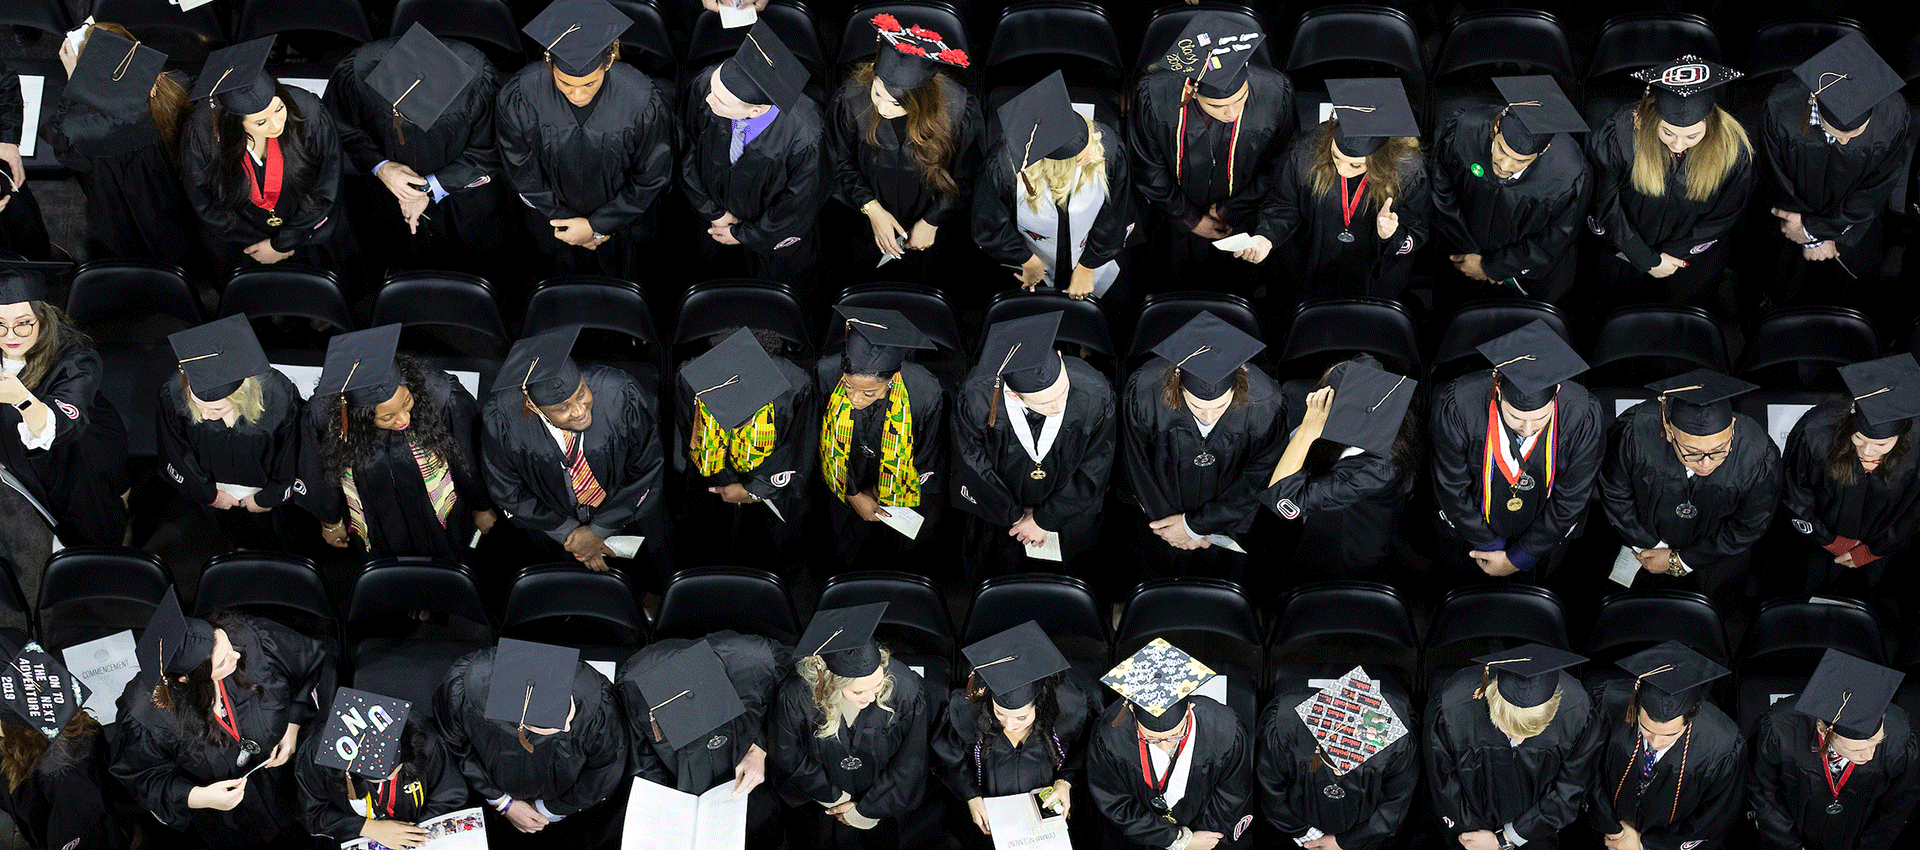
[1586,105,1753,299]
[1261,379,1414,577]
[681,68,827,261]
[1261,134,1429,298]
[293,729,470,842]
[179,87,351,270]
[1599,402,1781,583]
[950,357,1116,567]
[0,62,49,260]
[1129,67,1296,234]
[294,370,493,560]
[828,74,983,230]
[1761,80,1910,256]
[971,123,1132,279]
[931,678,1094,803]
[772,659,930,849]
[109,618,327,850]
[156,369,302,511]
[1430,106,1592,290]
[1256,685,1418,850]
[1585,680,1745,850]
[0,731,123,850]
[1781,402,1920,566]
[1088,696,1254,848]
[1750,699,1920,850]
[1423,668,1600,846]
[811,359,946,563]
[675,355,818,539]
[429,651,629,818]
[0,343,130,547]
[42,71,198,265]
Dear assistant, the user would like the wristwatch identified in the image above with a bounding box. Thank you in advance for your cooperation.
[13,398,29,411]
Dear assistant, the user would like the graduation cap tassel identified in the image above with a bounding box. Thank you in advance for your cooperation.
[1110,704,1131,728]
[1809,72,1851,105]
[517,683,536,753]
[112,40,140,83]
[389,79,421,146]
[647,690,692,742]
[987,344,1020,428]
[1472,658,1530,701]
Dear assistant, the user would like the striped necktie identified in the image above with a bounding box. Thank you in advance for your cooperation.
[562,431,606,507]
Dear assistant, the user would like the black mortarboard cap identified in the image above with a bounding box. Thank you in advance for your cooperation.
[68,30,168,117]
[1839,354,1920,440]
[0,265,48,304]
[1631,55,1741,127]
[497,326,584,408]
[1616,641,1729,723]
[369,24,479,131]
[631,640,747,750]
[1493,75,1587,155]
[484,639,579,730]
[0,641,89,738]
[1472,643,1585,709]
[870,14,968,97]
[1327,77,1420,157]
[682,327,792,431]
[718,22,807,111]
[1103,638,1215,732]
[799,603,888,678]
[190,36,277,114]
[170,315,272,403]
[978,312,1064,394]
[314,687,411,779]
[1158,13,1263,99]
[962,621,1069,710]
[137,587,216,681]
[1322,355,1417,458]
[1647,369,1755,437]
[1477,320,1588,408]
[319,324,405,408]
[997,72,1089,170]
[1148,311,1265,401]
[1796,649,1904,740]
[837,306,933,377]
[1794,32,1904,132]
[523,0,631,77]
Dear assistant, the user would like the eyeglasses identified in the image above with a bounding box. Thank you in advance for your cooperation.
[1674,447,1731,463]
[2,320,35,338]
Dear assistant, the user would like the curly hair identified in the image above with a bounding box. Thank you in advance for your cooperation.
[202,83,321,236]
[798,647,896,738]
[0,711,102,792]
[317,354,469,484]
[966,670,1067,773]
[153,611,267,749]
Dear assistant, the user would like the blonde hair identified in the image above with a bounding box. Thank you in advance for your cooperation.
[181,374,266,424]
[1485,677,1561,739]
[798,647,896,739]
[1308,119,1421,216]
[1018,117,1106,213]
[1629,97,1751,202]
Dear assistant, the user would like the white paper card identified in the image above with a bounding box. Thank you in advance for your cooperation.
[764,500,784,523]
[1211,233,1256,252]
[1192,674,1228,707]
[18,76,43,159]
[1071,102,1094,122]
[982,792,1072,850]
[877,506,923,540]
[1614,398,1640,418]
[1317,101,1334,123]
[622,777,749,850]
[1769,693,1797,704]
[179,0,218,11]
[1024,532,1062,561]
[341,807,487,850]
[1202,534,1246,554]
[588,660,616,683]
[1766,403,1815,454]
[718,4,757,28]
[217,484,264,500]
[1608,546,1641,588]
[607,535,645,559]
[61,630,139,725]
[279,77,329,99]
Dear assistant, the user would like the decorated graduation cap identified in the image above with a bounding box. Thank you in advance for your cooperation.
[497,326,584,409]
[319,324,404,408]
[1292,666,1407,772]
[1794,32,1905,133]
[1839,354,1920,440]
[1492,75,1587,156]
[169,315,272,404]
[998,72,1089,170]
[315,687,411,778]
[1631,55,1741,127]
[1647,368,1756,437]
[523,0,632,77]
[963,621,1069,711]
[1103,638,1215,732]
[799,602,888,678]
[1796,648,1904,740]
[682,327,792,430]
[869,13,968,97]
[837,306,934,377]
[0,640,89,738]
[369,24,480,133]
[136,587,216,708]
[631,640,747,750]
[67,29,168,117]
[0,264,48,304]
[484,639,580,751]
[1326,77,1420,157]
[1321,354,1417,458]
[190,36,278,114]
[1158,12,1263,99]
[1477,319,1587,410]
[1149,311,1265,401]
[1471,643,1584,709]
[1617,640,1729,723]
[718,21,808,111]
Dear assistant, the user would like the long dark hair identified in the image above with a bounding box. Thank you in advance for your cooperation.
[0,711,101,792]
[851,62,959,198]
[318,354,469,483]
[203,84,320,232]
[1824,406,1912,485]
[156,611,266,748]
[967,671,1066,771]
[337,723,430,804]
[18,301,89,390]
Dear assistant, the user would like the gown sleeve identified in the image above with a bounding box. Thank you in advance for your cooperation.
[1428,382,1505,551]
[1190,715,1254,836]
[429,57,503,195]
[295,739,364,842]
[1343,734,1418,849]
[1185,408,1287,538]
[1857,734,1920,850]
[1655,143,1754,258]
[257,619,328,729]
[1507,700,1601,842]
[1802,112,1910,247]
[429,658,508,804]
[1645,724,1746,850]
[1599,411,1663,549]
[771,680,841,806]
[1128,79,1199,227]
[1427,110,1477,255]
[1088,720,1183,848]
[21,346,103,451]
[728,111,827,255]
[0,62,22,147]
[739,370,818,503]
[949,381,1023,527]
[109,708,199,831]
[1373,159,1429,278]
[256,375,304,509]
[1253,143,1308,245]
[480,402,566,539]
[584,73,675,237]
[1478,154,1591,283]
[931,692,984,802]
[586,373,665,538]
[542,680,628,816]
[442,376,495,513]
[295,399,346,525]
[1078,125,1132,269]
[677,74,726,224]
[1779,409,1839,545]
[493,73,569,220]
[1510,393,1603,567]
[269,95,345,254]
[971,147,1031,266]
[42,93,102,175]
[156,383,220,508]
[323,54,385,177]
[925,90,984,229]
[1423,698,1473,839]
[851,671,930,820]
[39,746,124,850]
[826,85,877,211]
[1119,367,1181,522]
[1585,114,1659,272]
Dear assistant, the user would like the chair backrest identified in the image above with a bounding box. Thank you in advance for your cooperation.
[1745,17,1865,78]
[1270,581,1417,648]
[346,557,491,628]
[38,546,171,650]
[983,290,1115,358]
[1741,596,1885,664]
[1431,299,1569,374]
[372,271,512,360]
[820,571,956,645]
[1433,9,1574,80]
[1279,297,1420,375]
[1738,307,1879,381]
[676,279,813,353]
[607,0,676,73]
[1427,585,1569,649]
[1286,5,1423,79]
[687,0,827,77]
[524,276,661,348]
[836,283,965,352]
[986,1,1122,76]
[221,264,355,333]
[64,260,201,329]
[502,564,648,638]
[93,0,226,44]
[1129,293,1263,360]
[964,573,1106,644]
[1135,3,1268,73]
[838,1,972,71]
[1587,590,1729,664]
[237,0,375,43]
[196,551,337,625]
[0,0,75,35]
[1589,304,1729,374]
[390,0,524,61]
[655,567,801,643]
[1116,578,1261,650]
[1588,12,1722,80]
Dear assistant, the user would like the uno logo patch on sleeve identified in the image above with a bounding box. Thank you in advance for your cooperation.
[774,237,802,250]
[768,471,795,487]
[55,400,78,420]
[1792,519,1813,534]
[960,485,977,504]
[166,464,183,484]
[1233,815,1252,841]
[1276,498,1301,519]
[1690,240,1716,254]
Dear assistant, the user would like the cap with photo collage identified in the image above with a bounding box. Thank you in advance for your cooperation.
[0,640,89,739]
[1476,319,1588,409]
[523,0,632,77]
[1149,311,1265,401]
[1103,638,1216,732]
[369,24,483,132]
[1470,643,1585,709]
[1292,665,1407,773]
[1157,12,1264,99]
[1839,353,1920,440]
[0,264,46,304]
[314,687,411,778]
[682,327,793,431]
[799,602,888,678]
[1326,77,1421,157]
[997,72,1088,170]
[630,640,748,750]
[319,324,405,408]
[1795,648,1903,740]
[962,621,1069,710]
[170,314,272,404]
[1321,354,1418,459]
[869,13,969,97]
[837,306,934,377]
[66,29,168,117]
[483,639,580,743]
[136,586,216,707]
[496,325,584,408]
[1616,640,1729,723]
[189,36,277,114]
[1492,75,1587,156]
[1794,32,1905,132]
[1630,55,1742,127]
[1647,369,1757,438]
[718,21,808,111]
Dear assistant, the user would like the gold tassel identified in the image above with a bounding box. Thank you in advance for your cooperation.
[150,680,172,709]
[339,396,350,442]
[517,727,534,753]
[392,108,406,147]
[650,714,663,742]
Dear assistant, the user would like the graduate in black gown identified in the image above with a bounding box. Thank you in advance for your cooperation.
[297,325,496,560]
[1598,370,1780,606]
[617,632,791,847]
[1430,321,1604,583]
[1586,643,1745,850]
[180,38,353,272]
[294,688,469,848]
[325,24,508,276]
[1587,57,1753,311]
[483,326,672,581]
[933,622,1094,847]
[676,327,817,571]
[829,14,982,283]
[1262,355,1420,584]
[950,313,1116,576]
[0,60,50,260]
[1750,650,1920,850]
[1430,76,1591,305]
[773,604,933,850]
[431,640,629,850]
[1258,667,1418,850]
[1424,645,1600,850]
[1120,312,1283,581]
[0,641,123,850]
[1089,639,1254,849]
[1130,15,1294,286]
[45,25,198,267]
[1252,78,1426,301]
[682,23,827,290]
[502,1,675,284]
[111,590,329,850]
[814,308,945,566]
[160,316,302,550]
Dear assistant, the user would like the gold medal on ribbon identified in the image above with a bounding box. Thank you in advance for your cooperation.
[1029,464,1047,480]
[266,212,282,227]
[1506,496,1524,512]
